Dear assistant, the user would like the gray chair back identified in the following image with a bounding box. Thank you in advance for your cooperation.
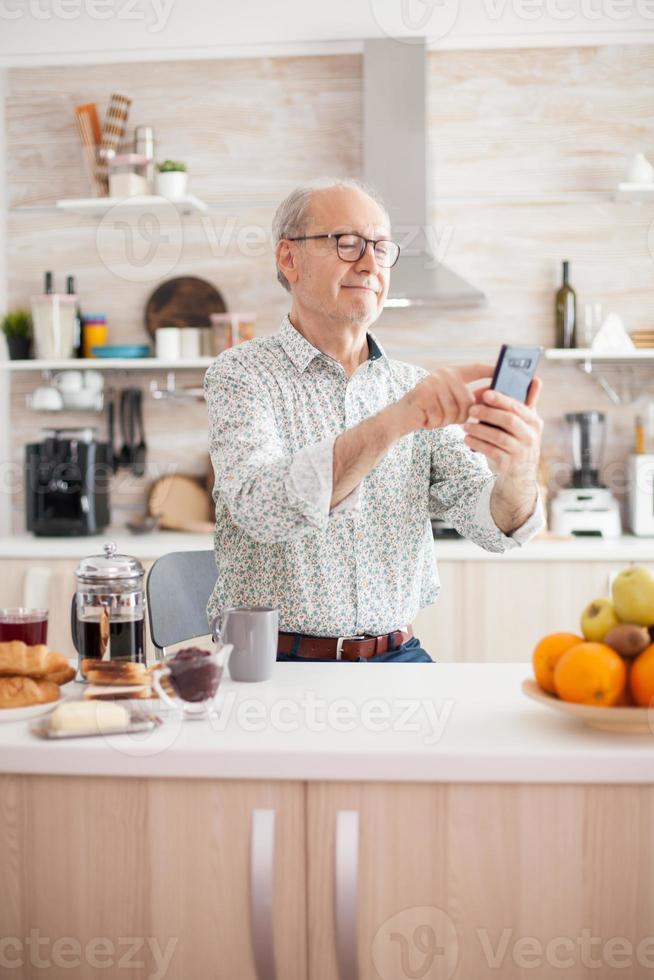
[146,550,218,657]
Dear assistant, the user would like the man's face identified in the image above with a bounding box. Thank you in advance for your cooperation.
[283,187,392,327]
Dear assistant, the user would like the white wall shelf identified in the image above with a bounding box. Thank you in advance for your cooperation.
[1,357,213,372]
[54,194,208,217]
[545,348,654,361]
[615,183,654,203]
[545,348,654,405]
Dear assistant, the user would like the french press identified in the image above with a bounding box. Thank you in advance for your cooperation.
[71,541,146,673]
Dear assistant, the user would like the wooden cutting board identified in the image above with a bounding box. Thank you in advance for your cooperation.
[148,474,214,533]
[144,276,227,337]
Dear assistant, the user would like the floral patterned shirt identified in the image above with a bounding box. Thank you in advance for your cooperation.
[204,315,544,636]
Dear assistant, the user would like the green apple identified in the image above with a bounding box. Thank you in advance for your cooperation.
[580,597,620,642]
[612,566,654,627]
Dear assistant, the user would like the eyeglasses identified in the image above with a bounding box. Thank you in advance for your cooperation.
[286,233,401,268]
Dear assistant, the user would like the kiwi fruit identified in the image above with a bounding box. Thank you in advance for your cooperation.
[603,624,650,658]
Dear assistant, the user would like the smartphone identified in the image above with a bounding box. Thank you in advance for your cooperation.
[490,345,543,403]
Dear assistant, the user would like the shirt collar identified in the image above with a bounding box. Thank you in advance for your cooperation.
[278,314,386,373]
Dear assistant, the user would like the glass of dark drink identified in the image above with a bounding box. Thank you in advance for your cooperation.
[0,608,48,645]
[152,642,233,720]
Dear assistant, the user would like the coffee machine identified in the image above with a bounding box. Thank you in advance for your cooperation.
[550,411,621,538]
[26,428,111,536]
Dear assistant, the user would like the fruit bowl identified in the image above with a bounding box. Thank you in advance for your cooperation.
[522,679,653,734]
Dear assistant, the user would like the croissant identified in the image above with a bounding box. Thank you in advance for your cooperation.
[0,675,60,709]
[0,641,49,677]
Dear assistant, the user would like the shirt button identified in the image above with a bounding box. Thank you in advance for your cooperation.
[362,579,369,589]
[356,532,364,541]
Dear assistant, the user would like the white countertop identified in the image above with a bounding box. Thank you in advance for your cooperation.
[1,663,652,783]
[1,531,654,561]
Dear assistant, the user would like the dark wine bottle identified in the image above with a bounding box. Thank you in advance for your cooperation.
[44,271,53,294]
[555,260,577,349]
[66,275,83,358]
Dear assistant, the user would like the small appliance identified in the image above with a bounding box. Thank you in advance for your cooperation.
[25,428,111,537]
[628,454,654,536]
[549,411,622,538]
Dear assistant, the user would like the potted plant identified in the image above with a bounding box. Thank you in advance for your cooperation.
[1,309,32,360]
[156,160,188,199]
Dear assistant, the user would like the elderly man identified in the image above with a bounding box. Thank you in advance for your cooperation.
[205,177,544,662]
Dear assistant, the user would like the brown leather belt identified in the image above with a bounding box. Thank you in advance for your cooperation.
[277,627,413,662]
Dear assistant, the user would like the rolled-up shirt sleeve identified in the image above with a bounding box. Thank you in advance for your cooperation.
[428,424,544,552]
[205,356,359,544]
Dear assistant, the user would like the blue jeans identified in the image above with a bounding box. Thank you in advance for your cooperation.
[277,634,433,663]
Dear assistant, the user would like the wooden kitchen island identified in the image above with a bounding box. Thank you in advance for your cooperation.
[1,662,653,980]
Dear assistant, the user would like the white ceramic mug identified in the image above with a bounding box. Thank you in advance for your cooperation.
[155,327,181,360]
[53,370,83,393]
[180,328,201,358]
[31,386,64,411]
[214,607,279,682]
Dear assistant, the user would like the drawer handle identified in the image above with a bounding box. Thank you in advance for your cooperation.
[335,809,360,980]
[251,808,277,980]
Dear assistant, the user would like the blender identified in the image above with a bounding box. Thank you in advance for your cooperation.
[550,411,622,538]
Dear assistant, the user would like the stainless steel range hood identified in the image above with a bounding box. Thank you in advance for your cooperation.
[363,38,486,309]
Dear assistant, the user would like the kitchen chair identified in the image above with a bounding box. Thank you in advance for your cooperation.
[146,549,218,658]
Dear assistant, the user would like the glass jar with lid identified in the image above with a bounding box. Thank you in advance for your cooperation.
[71,541,146,673]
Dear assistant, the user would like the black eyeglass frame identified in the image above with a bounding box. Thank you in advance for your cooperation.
[286,232,401,268]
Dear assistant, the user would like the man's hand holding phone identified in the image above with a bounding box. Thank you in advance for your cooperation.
[462,344,544,479]
[463,378,543,477]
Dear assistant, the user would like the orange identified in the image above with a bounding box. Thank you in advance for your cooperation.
[553,642,627,707]
[532,632,585,694]
[629,644,654,708]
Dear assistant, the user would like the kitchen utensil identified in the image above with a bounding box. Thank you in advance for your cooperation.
[97,93,132,190]
[0,608,48,645]
[152,642,232,720]
[74,104,105,196]
[30,294,78,360]
[26,428,111,537]
[0,700,67,724]
[53,370,83,393]
[144,276,226,338]
[180,327,201,358]
[522,679,651,734]
[117,388,140,472]
[30,387,64,411]
[210,312,257,353]
[135,126,155,193]
[132,388,147,477]
[61,389,103,411]
[549,411,621,539]
[106,389,116,473]
[31,708,161,738]
[71,541,146,673]
[155,327,181,360]
[628,454,654,536]
[84,370,104,393]
[83,322,108,358]
[148,474,213,530]
[213,607,278,682]
[91,344,150,358]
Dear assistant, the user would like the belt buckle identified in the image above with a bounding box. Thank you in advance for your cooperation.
[336,635,366,661]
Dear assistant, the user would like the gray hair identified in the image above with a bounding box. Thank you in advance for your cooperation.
[272,177,390,293]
